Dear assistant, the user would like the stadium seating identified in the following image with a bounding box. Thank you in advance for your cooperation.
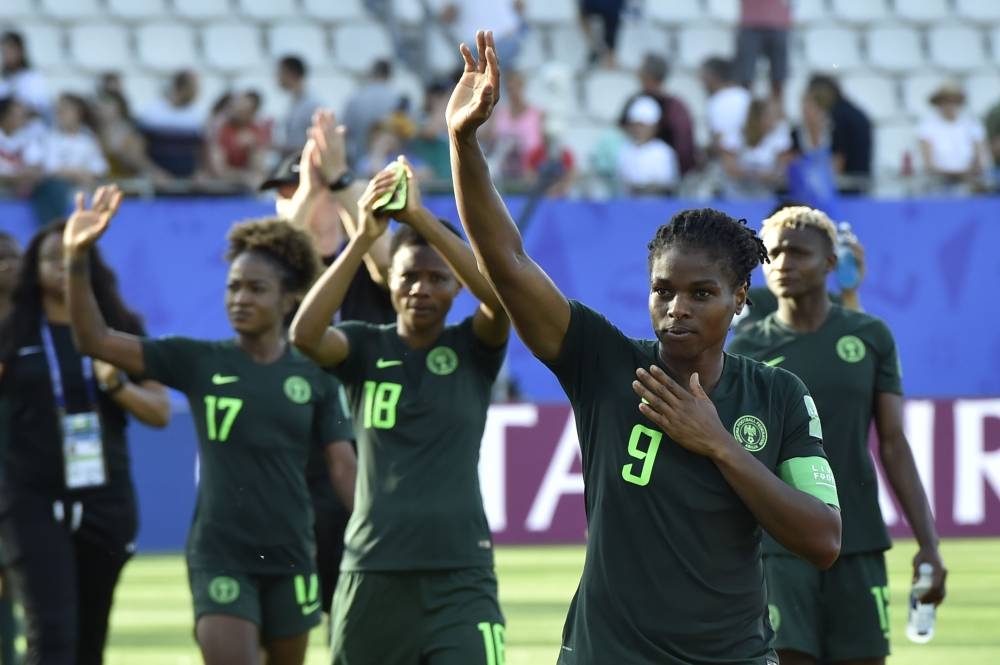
[895,0,951,24]
[901,73,951,118]
[302,0,368,22]
[614,21,670,71]
[135,23,199,72]
[928,25,988,72]
[389,0,425,25]
[69,23,132,73]
[4,0,37,20]
[792,0,830,25]
[107,0,170,21]
[238,0,299,22]
[831,0,891,25]
[582,70,635,123]
[866,26,925,73]
[801,26,863,71]
[548,25,591,73]
[676,25,734,69]
[202,22,267,73]
[965,71,1000,116]
[39,0,103,22]
[524,0,577,25]
[172,0,230,22]
[956,0,1000,23]
[17,22,67,70]
[645,0,703,25]
[704,0,740,25]
[267,23,329,66]
[840,73,900,122]
[875,121,917,173]
[331,22,394,73]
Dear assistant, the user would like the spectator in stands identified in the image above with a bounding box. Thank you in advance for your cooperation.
[276,55,321,157]
[700,57,751,157]
[31,94,108,189]
[0,97,43,196]
[734,0,790,105]
[208,91,272,191]
[485,70,543,183]
[0,231,19,322]
[618,53,696,175]
[0,31,50,119]
[720,98,793,198]
[139,70,204,179]
[408,80,453,186]
[95,89,171,185]
[617,96,679,196]
[918,83,991,191]
[986,99,1000,178]
[342,59,403,169]
[804,74,872,194]
[579,0,625,68]
[358,113,428,182]
[522,116,576,198]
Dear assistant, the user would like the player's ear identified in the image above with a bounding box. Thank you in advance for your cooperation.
[734,280,748,315]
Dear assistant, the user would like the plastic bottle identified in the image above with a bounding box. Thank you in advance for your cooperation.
[906,562,936,644]
[835,222,861,291]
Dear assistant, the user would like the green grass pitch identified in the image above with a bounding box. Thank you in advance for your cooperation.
[100,539,1000,664]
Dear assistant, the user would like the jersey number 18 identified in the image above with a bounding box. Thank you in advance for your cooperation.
[362,381,402,429]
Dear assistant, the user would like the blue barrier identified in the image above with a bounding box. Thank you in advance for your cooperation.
[4,196,998,401]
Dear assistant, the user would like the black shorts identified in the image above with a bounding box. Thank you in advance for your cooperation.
[735,27,789,84]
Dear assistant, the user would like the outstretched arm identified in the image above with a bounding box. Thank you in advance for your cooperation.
[289,169,398,367]
[325,440,357,512]
[447,31,569,361]
[64,187,146,377]
[875,392,947,603]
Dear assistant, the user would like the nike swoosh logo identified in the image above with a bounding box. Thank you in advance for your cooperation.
[376,358,402,368]
[211,374,239,385]
[763,356,785,367]
[301,601,321,615]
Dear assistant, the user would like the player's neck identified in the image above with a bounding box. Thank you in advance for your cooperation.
[776,292,831,333]
[42,294,69,324]
[658,347,725,395]
[397,318,444,350]
[236,327,287,363]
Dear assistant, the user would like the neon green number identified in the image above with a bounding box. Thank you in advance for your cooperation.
[621,424,663,486]
[870,585,890,639]
[362,381,402,429]
[477,622,505,665]
[204,396,244,442]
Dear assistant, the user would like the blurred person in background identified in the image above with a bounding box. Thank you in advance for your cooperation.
[407,80,454,187]
[701,56,752,157]
[986,97,1000,183]
[486,70,543,183]
[0,96,44,197]
[918,83,991,192]
[31,93,108,190]
[618,53,696,175]
[0,232,20,322]
[524,116,576,198]
[0,231,19,665]
[720,98,793,198]
[0,31,50,120]
[139,71,204,179]
[0,217,170,665]
[358,113,426,181]
[579,0,624,68]
[342,59,403,169]
[734,0,790,106]
[208,91,272,191]
[276,56,321,157]
[95,89,172,185]
[803,75,871,194]
[616,95,679,196]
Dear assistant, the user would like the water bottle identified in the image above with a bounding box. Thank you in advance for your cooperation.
[835,222,861,291]
[906,562,936,643]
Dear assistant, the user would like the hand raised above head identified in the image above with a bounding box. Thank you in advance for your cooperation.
[63,185,123,257]
[446,30,502,138]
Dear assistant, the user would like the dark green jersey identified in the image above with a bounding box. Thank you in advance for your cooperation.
[142,338,353,574]
[547,302,833,665]
[330,317,504,572]
[729,305,901,555]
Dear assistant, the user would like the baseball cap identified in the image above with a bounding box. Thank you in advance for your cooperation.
[259,151,301,191]
[626,96,662,126]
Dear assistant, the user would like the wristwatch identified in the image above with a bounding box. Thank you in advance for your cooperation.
[327,171,354,192]
[100,371,127,395]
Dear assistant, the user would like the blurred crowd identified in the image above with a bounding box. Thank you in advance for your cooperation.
[2,0,999,226]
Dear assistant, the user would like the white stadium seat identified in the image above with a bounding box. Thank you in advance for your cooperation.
[512,29,546,71]
[615,21,670,71]
[121,72,166,114]
[965,71,1000,116]
[668,72,707,125]
[332,22,393,73]
[563,121,612,167]
[582,70,635,123]
[955,0,1000,23]
[268,24,330,66]
[676,25,734,70]
[875,122,917,173]
[781,72,810,121]
[238,0,299,22]
[302,0,368,22]
[705,0,739,24]
[928,25,987,72]
[792,0,829,25]
[840,73,899,122]
[44,69,96,97]
[203,23,265,73]
[107,0,169,20]
[136,23,199,73]
[189,71,228,119]
[310,70,359,118]
[990,27,1000,64]
[645,0,703,25]
[173,0,231,22]
[389,0,425,24]
[801,27,863,71]
[831,0,890,24]
[524,0,576,23]
[69,23,132,73]
[17,22,67,70]
[902,73,951,117]
[39,0,103,21]
[549,25,591,73]
[866,27,925,73]
[895,0,951,24]
[425,29,459,76]
[4,0,36,19]
[389,69,425,116]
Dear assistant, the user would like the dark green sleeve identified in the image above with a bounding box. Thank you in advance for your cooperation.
[314,373,354,445]
[726,330,754,357]
[457,316,507,382]
[542,300,622,402]
[141,336,206,392]
[329,321,374,386]
[871,320,903,395]
[774,369,840,508]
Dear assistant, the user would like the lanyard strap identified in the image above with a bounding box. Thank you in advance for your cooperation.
[40,323,98,411]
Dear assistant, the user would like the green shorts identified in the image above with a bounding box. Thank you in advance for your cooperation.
[330,567,505,665]
[189,567,323,641]
[765,552,890,662]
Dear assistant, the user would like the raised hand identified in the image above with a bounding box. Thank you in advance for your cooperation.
[632,366,734,459]
[446,30,501,138]
[308,109,349,182]
[356,168,397,241]
[63,185,123,258]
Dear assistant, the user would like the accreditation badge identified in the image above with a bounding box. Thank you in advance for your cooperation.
[62,411,107,489]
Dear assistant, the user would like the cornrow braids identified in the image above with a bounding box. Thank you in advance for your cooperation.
[225,218,322,293]
[647,208,769,290]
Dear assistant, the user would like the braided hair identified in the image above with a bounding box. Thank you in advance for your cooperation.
[647,208,769,291]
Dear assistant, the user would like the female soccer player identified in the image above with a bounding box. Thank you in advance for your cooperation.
[0,219,169,665]
[289,161,510,665]
[728,206,946,665]
[444,31,843,665]
[62,187,356,665]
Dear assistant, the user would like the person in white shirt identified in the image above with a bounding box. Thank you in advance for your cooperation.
[29,94,108,187]
[701,56,752,156]
[617,95,679,195]
[0,97,44,187]
[918,83,991,186]
[139,70,203,134]
[0,31,51,119]
[720,98,793,198]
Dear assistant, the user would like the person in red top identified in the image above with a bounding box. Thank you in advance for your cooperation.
[734,0,791,105]
[209,91,271,190]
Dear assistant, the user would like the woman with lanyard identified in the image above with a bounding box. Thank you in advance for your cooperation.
[0,219,170,665]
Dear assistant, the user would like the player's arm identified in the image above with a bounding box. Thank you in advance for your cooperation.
[92,360,170,428]
[875,391,947,603]
[447,30,569,361]
[633,366,841,569]
[290,170,398,367]
[390,157,510,347]
[63,186,146,377]
[325,440,357,512]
